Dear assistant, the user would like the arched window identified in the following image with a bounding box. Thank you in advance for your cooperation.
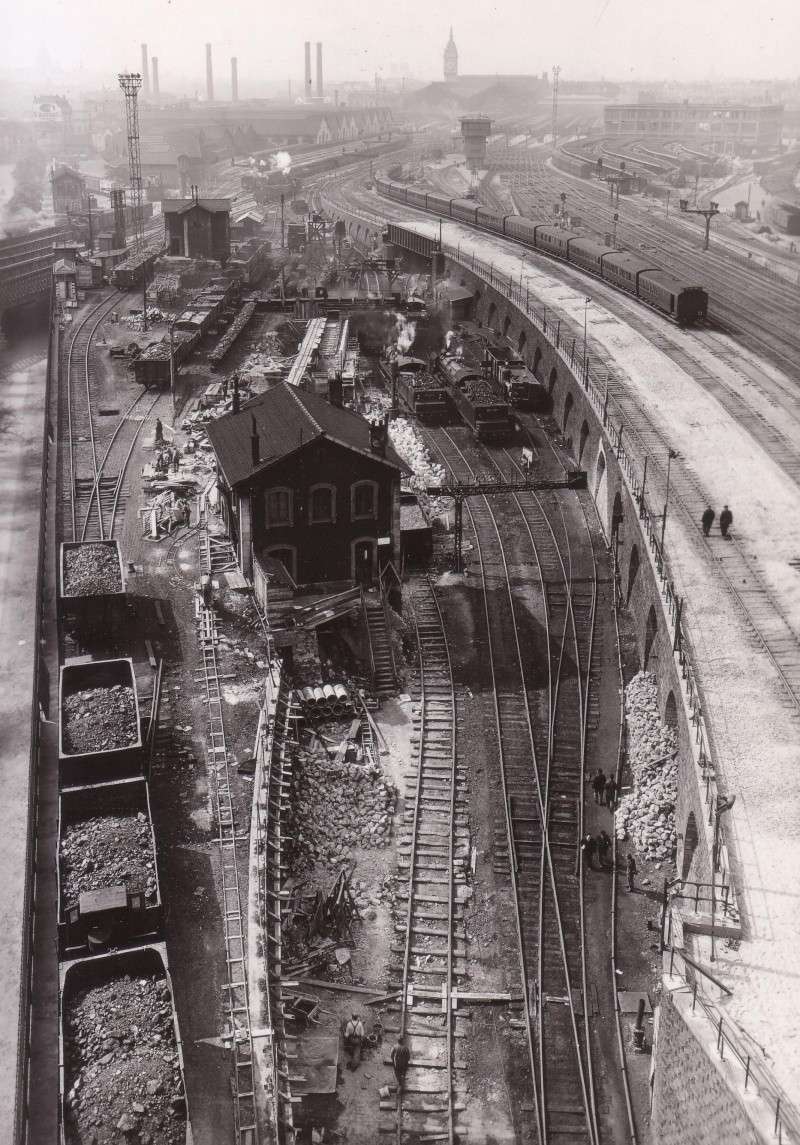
[351,479,378,520]
[627,544,640,605]
[548,366,558,395]
[265,544,297,583]
[533,346,542,378]
[578,420,590,463]
[644,604,658,667]
[265,486,293,528]
[562,391,574,434]
[309,483,336,525]
[664,690,678,730]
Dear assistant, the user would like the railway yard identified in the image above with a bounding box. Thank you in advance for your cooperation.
[4,82,800,1145]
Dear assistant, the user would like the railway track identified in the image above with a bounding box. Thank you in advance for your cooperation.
[62,290,160,542]
[422,425,599,1144]
[389,576,464,1143]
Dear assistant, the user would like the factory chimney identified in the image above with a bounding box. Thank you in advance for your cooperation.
[304,41,312,100]
[151,57,160,97]
[231,57,238,102]
[141,44,150,96]
[250,415,260,466]
[316,42,323,98]
[206,43,214,102]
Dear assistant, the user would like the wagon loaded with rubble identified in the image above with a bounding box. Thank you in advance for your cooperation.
[57,777,162,957]
[59,658,145,787]
[59,945,190,1145]
[59,540,127,645]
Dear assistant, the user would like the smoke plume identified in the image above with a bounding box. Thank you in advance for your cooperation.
[1,146,47,235]
[272,151,292,174]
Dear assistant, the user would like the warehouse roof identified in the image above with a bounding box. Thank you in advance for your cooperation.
[206,381,405,488]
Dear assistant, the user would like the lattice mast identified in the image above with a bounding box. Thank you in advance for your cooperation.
[551,65,560,151]
[118,72,147,328]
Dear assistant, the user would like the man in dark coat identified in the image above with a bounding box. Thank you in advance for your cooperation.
[604,775,617,809]
[592,769,606,805]
[581,834,597,869]
[626,853,637,891]
[719,505,733,538]
[701,507,715,536]
[391,1035,411,1091]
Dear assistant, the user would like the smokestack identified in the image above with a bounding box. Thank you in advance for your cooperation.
[316,42,323,98]
[151,57,160,97]
[141,44,150,96]
[304,41,312,99]
[206,43,214,102]
[231,57,238,102]
[250,415,260,466]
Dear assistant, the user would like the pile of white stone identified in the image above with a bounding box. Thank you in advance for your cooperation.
[387,416,447,515]
[614,671,678,866]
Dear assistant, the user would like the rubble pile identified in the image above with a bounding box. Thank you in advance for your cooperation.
[63,544,123,596]
[61,811,157,905]
[614,671,678,865]
[63,686,138,755]
[385,416,447,516]
[63,971,186,1145]
[291,755,396,871]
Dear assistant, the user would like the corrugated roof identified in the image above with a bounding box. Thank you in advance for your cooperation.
[206,381,405,488]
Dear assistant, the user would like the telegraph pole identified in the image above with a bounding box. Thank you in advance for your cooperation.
[679,198,720,251]
[551,65,560,151]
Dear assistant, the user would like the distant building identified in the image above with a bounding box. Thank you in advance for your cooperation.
[163,193,231,262]
[205,381,405,587]
[50,164,86,215]
[443,27,458,83]
[603,102,783,153]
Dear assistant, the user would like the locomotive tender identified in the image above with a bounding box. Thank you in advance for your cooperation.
[376,177,708,326]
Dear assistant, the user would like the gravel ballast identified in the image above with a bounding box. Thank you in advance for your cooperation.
[62,685,139,755]
[63,544,123,596]
[61,809,157,906]
[615,671,678,865]
[63,970,186,1145]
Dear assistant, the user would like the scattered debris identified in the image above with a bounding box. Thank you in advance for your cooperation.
[615,672,678,863]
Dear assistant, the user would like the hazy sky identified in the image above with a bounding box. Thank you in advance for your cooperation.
[5,0,798,89]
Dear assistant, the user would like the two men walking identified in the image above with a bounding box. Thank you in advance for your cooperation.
[702,505,733,538]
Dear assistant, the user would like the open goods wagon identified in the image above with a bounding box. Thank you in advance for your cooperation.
[57,776,162,958]
[59,658,144,788]
[59,540,127,642]
[59,944,190,1145]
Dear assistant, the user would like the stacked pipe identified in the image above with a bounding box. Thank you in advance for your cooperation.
[298,683,353,717]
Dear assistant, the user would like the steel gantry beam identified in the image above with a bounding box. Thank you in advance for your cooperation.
[427,471,588,573]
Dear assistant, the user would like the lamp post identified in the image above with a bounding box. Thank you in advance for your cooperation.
[582,296,591,379]
[710,794,736,962]
[679,198,720,251]
[612,211,619,247]
[660,448,678,549]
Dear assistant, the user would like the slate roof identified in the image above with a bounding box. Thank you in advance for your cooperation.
[162,198,232,215]
[206,381,405,489]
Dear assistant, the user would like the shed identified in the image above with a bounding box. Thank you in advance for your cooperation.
[163,193,232,263]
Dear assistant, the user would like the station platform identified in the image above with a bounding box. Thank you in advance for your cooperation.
[0,334,49,1136]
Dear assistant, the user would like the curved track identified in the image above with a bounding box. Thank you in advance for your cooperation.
[421,424,600,1144]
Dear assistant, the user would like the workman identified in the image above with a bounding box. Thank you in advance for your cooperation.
[155,417,163,444]
[343,1013,365,1070]
[604,775,617,809]
[626,853,637,892]
[701,507,715,537]
[581,834,597,869]
[391,1035,411,1091]
[597,830,612,867]
[592,769,606,805]
[719,505,733,538]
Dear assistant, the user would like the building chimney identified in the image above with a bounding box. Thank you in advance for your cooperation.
[304,41,312,100]
[230,57,238,102]
[206,43,214,102]
[151,57,160,96]
[328,372,343,407]
[250,415,260,466]
[232,375,240,414]
[141,44,150,96]
[316,42,323,98]
[369,415,387,457]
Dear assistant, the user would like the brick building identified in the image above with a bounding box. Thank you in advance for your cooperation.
[163,193,231,262]
[603,101,783,153]
[206,382,404,587]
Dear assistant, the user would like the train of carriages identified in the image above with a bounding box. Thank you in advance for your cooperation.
[375,176,709,326]
[55,537,190,1144]
[381,339,550,442]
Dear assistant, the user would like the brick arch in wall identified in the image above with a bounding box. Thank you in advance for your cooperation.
[487,301,498,331]
[644,604,659,667]
[612,490,624,535]
[533,345,542,378]
[502,315,512,339]
[595,448,609,534]
[548,365,558,395]
[578,419,590,464]
[664,689,678,729]
[517,329,527,356]
[562,390,574,434]
[681,810,699,881]
[627,543,641,605]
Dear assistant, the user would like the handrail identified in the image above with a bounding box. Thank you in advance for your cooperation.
[360,587,377,685]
